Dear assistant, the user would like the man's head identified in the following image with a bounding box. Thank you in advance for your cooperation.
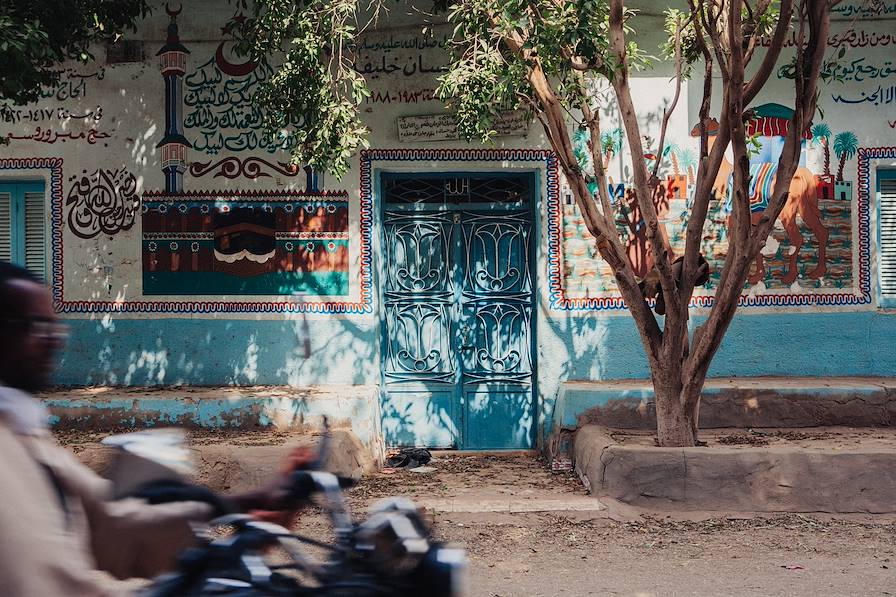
[0,262,66,391]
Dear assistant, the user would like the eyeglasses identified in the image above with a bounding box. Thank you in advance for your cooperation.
[1,317,70,341]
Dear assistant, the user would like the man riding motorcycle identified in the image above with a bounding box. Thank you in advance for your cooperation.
[0,262,304,596]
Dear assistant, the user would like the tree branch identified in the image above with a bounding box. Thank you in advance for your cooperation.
[683,0,833,408]
[743,0,794,104]
[499,16,663,359]
[581,101,621,237]
[652,14,685,180]
[609,0,678,331]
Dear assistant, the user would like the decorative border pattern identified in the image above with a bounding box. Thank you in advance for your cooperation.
[0,158,65,309]
[547,157,873,311]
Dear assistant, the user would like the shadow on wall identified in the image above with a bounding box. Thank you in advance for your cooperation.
[54,312,377,387]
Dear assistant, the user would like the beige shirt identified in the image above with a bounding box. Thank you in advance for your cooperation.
[0,414,213,596]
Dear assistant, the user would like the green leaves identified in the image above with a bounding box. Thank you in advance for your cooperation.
[0,0,150,105]
[231,0,372,178]
[435,0,644,142]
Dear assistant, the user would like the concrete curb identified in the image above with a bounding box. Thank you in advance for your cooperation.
[574,424,896,514]
[417,496,606,514]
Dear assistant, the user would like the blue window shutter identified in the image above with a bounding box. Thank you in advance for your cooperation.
[0,181,46,279]
[23,189,47,280]
[881,172,896,305]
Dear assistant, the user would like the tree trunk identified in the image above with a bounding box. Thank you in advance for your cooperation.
[655,383,699,447]
[836,155,845,181]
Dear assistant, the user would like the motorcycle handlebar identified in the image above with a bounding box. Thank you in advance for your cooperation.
[288,470,355,501]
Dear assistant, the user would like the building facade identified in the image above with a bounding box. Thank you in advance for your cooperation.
[1,1,895,449]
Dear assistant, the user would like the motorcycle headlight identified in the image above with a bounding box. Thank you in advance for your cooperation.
[412,545,469,597]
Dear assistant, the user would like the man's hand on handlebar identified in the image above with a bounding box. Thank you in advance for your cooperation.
[229,445,317,526]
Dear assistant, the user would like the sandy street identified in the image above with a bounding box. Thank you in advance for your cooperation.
[59,430,896,597]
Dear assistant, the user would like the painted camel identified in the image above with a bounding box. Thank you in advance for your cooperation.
[692,120,829,285]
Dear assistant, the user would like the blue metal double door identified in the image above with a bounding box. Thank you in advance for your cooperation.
[380,173,536,450]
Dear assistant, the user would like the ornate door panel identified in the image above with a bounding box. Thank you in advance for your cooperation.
[459,210,534,448]
[380,174,535,449]
[381,211,460,447]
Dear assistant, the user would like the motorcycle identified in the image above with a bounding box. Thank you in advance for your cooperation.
[102,428,468,596]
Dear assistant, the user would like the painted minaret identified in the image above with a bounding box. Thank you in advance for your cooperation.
[156,4,191,194]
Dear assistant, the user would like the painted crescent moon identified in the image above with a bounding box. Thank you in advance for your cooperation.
[165,3,182,17]
[215,41,257,77]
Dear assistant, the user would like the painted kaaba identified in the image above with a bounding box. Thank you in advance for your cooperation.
[141,191,349,295]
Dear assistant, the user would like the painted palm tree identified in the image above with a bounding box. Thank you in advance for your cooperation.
[677,148,698,185]
[662,142,682,177]
[811,123,832,176]
[598,131,614,168]
[833,130,859,181]
[600,128,624,168]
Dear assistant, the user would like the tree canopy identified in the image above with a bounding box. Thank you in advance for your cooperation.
[0,0,151,105]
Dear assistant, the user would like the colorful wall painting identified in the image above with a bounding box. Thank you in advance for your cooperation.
[551,104,866,311]
[141,191,349,296]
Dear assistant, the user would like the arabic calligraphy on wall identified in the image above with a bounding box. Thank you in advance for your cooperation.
[832,84,896,105]
[760,28,894,48]
[39,68,105,101]
[66,168,140,239]
[352,27,451,106]
[6,127,111,145]
[779,57,896,82]
[833,2,896,18]
[188,156,301,180]
[0,105,103,125]
[141,191,350,296]
[352,29,450,79]
[397,112,529,143]
[366,88,439,105]
[184,54,297,155]
[352,53,447,79]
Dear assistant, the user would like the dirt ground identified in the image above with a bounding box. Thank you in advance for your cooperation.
[57,429,896,597]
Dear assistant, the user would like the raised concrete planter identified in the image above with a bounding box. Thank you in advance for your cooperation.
[574,425,896,514]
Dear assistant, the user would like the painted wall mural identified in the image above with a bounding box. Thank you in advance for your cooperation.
[66,168,140,239]
[121,7,356,312]
[141,191,349,296]
[552,103,866,311]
